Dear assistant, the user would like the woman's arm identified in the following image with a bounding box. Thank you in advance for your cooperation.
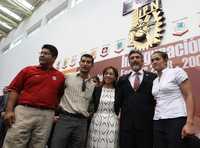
[180,79,195,138]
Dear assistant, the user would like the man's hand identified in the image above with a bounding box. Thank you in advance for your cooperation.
[4,111,15,127]
[53,115,60,123]
[1,111,5,118]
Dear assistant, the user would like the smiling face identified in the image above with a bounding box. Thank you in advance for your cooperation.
[128,52,144,72]
[39,48,56,67]
[151,52,168,72]
[103,68,117,85]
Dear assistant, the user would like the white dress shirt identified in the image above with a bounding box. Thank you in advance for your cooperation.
[129,69,144,89]
[152,67,188,120]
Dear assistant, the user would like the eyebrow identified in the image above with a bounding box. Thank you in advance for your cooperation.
[151,57,160,60]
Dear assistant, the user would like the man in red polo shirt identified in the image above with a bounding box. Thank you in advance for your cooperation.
[3,44,65,148]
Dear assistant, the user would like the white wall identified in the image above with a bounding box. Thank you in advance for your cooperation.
[0,0,130,87]
[0,0,200,88]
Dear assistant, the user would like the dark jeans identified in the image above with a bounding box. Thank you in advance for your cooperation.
[50,113,87,148]
[185,135,200,148]
[154,117,187,148]
[0,118,7,148]
[119,127,153,148]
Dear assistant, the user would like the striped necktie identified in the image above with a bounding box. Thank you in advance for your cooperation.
[133,72,140,90]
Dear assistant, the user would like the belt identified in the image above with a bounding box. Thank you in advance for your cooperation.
[60,109,86,119]
[19,103,54,110]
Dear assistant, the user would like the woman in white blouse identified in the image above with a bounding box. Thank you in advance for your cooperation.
[151,51,195,148]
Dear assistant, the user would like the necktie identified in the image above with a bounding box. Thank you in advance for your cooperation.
[133,73,140,91]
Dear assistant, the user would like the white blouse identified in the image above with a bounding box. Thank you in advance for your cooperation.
[152,67,188,120]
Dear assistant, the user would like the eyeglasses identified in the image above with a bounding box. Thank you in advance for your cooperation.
[82,80,86,92]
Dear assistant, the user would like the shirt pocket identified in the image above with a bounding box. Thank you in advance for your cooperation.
[83,85,94,100]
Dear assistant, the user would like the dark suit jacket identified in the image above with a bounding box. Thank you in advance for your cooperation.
[91,86,119,115]
[116,71,157,130]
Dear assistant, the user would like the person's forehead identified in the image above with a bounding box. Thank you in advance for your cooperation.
[151,53,161,59]
[81,56,92,61]
[105,68,114,73]
[41,48,50,52]
[130,53,142,57]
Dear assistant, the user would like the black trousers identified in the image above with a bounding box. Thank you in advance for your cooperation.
[186,135,200,148]
[119,127,153,148]
[154,117,187,148]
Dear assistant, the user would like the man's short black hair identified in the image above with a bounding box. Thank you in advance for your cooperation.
[128,49,144,59]
[42,44,58,58]
[80,54,94,64]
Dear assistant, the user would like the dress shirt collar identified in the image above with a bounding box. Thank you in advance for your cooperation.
[76,72,91,81]
[130,69,144,77]
[36,65,55,71]
[161,67,169,73]
[158,67,169,78]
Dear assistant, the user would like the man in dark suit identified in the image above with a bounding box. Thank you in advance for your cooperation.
[117,50,157,148]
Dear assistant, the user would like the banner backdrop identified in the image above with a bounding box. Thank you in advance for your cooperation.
[91,36,200,135]
[61,35,200,134]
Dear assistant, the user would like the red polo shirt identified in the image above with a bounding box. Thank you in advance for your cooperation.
[8,66,65,109]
